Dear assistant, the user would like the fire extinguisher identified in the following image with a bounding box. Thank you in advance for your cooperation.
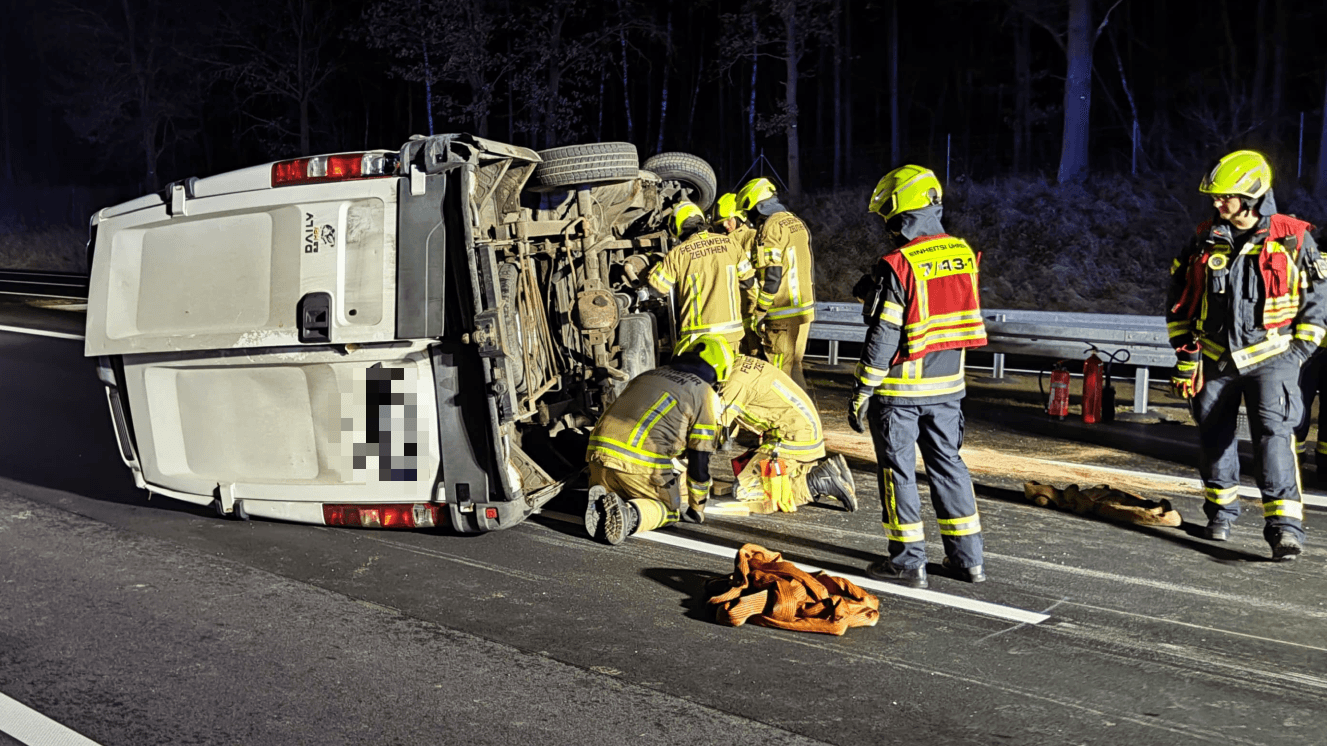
[1082,349,1104,424]
[1100,349,1129,423]
[1045,361,1071,420]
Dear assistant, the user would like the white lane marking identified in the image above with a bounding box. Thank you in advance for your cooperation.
[775,635,1268,746]
[638,531,1050,625]
[0,324,84,341]
[0,691,104,746]
[997,552,1327,619]
[1066,599,1327,656]
[1035,457,1327,508]
[540,510,1048,625]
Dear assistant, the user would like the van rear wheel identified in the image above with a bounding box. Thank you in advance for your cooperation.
[534,143,640,188]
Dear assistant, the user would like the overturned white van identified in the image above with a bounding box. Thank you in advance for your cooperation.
[84,134,716,532]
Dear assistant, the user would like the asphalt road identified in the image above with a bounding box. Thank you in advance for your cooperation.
[2,299,1325,746]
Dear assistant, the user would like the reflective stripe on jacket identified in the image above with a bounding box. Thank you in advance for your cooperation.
[754,211,817,320]
[649,231,755,337]
[718,355,826,461]
[854,232,985,405]
[587,367,720,474]
[1166,213,1327,372]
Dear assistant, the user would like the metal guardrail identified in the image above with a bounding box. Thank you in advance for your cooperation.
[809,301,1174,413]
[0,270,89,300]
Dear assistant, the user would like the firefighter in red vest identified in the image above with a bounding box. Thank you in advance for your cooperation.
[1166,150,1327,560]
[848,165,989,589]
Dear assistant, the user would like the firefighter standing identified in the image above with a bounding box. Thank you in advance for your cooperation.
[719,354,858,512]
[736,178,817,389]
[584,335,733,545]
[648,202,756,352]
[849,165,989,589]
[1293,353,1327,478]
[1166,150,1326,560]
[712,192,761,355]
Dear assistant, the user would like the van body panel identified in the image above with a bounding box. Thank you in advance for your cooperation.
[85,178,398,357]
[118,344,440,503]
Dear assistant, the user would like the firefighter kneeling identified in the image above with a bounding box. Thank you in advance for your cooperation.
[719,354,857,512]
[584,336,732,545]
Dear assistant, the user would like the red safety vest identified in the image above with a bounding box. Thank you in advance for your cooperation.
[1171,215,1313,331]
[882,233,988,365]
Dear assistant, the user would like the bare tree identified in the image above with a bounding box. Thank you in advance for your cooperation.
[215,0,342,157]
[46,0,204,191]
[358,0,509,140]
[1014,0,1124,184]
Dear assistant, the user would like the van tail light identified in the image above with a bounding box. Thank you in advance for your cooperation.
[322,503,442,529]
[271,152,398,187]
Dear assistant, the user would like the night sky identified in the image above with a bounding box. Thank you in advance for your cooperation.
[3,0,1326,220]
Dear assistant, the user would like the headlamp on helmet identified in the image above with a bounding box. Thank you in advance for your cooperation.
[670,202,706,238]
[869,165,942,221]
[1198,150,1272,201]
[736,178,777,212]
[685,334,735,383]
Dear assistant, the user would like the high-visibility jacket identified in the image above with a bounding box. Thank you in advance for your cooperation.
[730,224,759,315]
[855,233,987,404]
[1166,213,1327,371]
[649,230,755,339]
[587,366,720,474]
[719,355,826,461]
[754,212,816,321]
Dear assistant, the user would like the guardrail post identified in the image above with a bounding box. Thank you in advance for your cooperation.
[992,353,1005,379]
[1133,368,1149,413]
[828,340,839,366]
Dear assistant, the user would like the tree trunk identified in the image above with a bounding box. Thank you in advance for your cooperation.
[1251,0,1268,114]
[0,34,12,184]
[300,97,311,156]
[888,0,899,164]
[597,66,605,141]
[1316,63,1327,200]
[832,0,841,188]
[749,13,758,164]
[1013,14,1031,173]
[686,52,702,149]
[543,11,564,148]
[1270,0,1287,141]
[656,7,672,153]
[618,0,633,143]
[1057,0,1093,184]
[843,0,852,182]
[782,0,801,197]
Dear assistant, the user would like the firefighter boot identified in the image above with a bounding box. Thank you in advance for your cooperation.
[1271,532,1304,561]
[865,560,928,589]
[809,455,858,512]
[583,485,608,540]
[942,556,987,583]
[1203,519,1233,542]
[599,491,641,546]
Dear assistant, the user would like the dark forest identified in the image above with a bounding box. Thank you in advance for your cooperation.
[4,0,1327,312]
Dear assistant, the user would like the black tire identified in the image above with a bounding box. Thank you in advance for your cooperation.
[534,142,639,188]
[642,152,718,210]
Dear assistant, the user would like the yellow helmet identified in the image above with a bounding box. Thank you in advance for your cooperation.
[736,177,777,211]
[713,192,746,223]
[670,202,705,237]
[685,334,735,383]
[869,165,942,221]
[1198,150,1272,200]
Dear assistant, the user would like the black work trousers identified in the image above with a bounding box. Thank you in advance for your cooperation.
[1191,354,1306,543]
[867,397,984,570]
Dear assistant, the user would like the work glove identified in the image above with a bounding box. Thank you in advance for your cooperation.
[848,388,871,433]
[745,311,768,335]
[1170,359,1202,399]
